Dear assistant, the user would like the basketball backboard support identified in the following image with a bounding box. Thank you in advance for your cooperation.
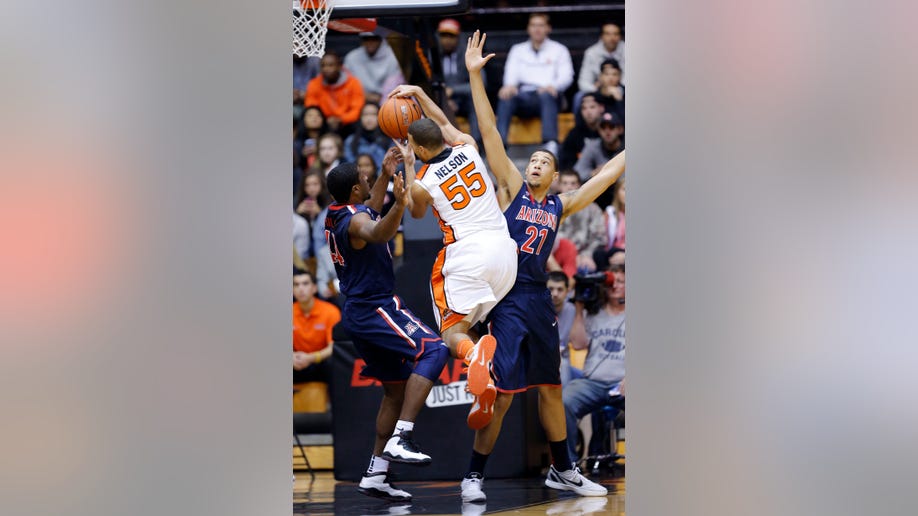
[329,0,469,19]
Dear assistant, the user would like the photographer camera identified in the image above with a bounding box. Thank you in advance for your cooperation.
[563,249,626,462]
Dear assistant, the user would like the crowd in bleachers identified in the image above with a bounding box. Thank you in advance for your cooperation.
[292,7,626,469]
[293,12,625,290]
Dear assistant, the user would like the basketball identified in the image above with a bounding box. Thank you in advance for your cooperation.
[378,97,424,140]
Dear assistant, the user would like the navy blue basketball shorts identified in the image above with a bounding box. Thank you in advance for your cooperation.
[343,296,448,383]
[486,285,562,393]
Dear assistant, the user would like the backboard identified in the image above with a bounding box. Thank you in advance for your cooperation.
[329,0,469,19]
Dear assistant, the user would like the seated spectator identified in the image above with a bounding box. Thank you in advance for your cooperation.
[547,237,578,279]
[496,13,574,154]
[294,169,338,300]
[343,29,404,105]
[574,22,625,112]
[436,18,483,146]
[299,105,328,169]
[309,132,345,177]
[563,250,625,462]
[295,169,332,238]
[547,271,577,386]
[574,111,625,192]
[556,170,608,272]
[293,269,342,387]
[594,58,625,123]
[594,181,626,268]
[295,106,328,201]
[305,50,365,135]
[559,93,605,171]
[343,103,389,167]
[293,211,310,265]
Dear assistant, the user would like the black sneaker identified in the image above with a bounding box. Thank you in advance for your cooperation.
[382,430,432,465]
[358,472,412,501]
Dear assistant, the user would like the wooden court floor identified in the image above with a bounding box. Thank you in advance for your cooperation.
[294,469,624,515]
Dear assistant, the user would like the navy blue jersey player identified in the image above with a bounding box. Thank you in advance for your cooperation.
[456,31,627,504]
[325,148,450,503]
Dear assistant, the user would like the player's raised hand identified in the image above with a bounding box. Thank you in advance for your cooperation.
[392,138,416,171]
[388,84,423,99]
[391,171,408,207]
[381,146,402,177]
[466,30,495,73]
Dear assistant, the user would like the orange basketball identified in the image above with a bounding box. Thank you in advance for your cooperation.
[378,97,424,140]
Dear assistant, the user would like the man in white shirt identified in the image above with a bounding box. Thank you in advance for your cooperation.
[496,13,574,154]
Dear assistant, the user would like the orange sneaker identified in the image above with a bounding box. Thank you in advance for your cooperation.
[465,335,496,396]
[467,381,497,430]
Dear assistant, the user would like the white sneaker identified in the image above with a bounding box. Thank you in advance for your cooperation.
[460,473,487,503]
[382,431,432,465]
[544,463,608,496]
[461,501,488,516]
[357,472,412,501]
[546,496,609,515]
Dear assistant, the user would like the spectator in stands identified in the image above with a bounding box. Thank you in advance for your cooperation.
[300,106,328,168]
[548,237,578,279]
[310,133,345,177]
[574,111,624,186]
[496,13,574,155]
[594,181,626,268]
[559,93,605,171]
[355,153,378,179]
[556,170,607,272]
[294,168,338,300]
[594,58,625,123]
[305,50,365,135]
[436,18,482,147]
[295,169,332,237]
[294,211,310,266]
[293,269,342,385]
[344,30,405,105]
[563,250,625,461]
[578,22,625,94]
[344,103,389,167]
[547,271,577,386]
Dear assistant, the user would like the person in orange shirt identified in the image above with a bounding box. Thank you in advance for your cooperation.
[305,51,366,136]
[293,268,342,384]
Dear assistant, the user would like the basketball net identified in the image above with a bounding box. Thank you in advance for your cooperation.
[293,0,334,57]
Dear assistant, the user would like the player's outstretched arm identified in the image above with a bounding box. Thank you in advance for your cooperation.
[392,138,432,219]
[349,173,408,245]
[559,150,626,221]
[366,146,401,213]
[388,85,475,148]
[466,30,522,207]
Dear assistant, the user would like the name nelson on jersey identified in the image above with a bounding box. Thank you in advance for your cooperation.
[432,150,470,180]
[514,205,558,229]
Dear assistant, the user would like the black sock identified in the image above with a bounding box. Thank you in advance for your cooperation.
[549,439,572,472]
[467,450,490,477]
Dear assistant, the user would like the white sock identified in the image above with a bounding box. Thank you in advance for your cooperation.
[394,420,414,434]
[367,455,389,474]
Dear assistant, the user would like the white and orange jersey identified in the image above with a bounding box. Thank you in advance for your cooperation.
[415,143,508,245]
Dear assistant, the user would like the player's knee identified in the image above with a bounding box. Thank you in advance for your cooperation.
[494,392,514,415]
[413,342,450,381]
